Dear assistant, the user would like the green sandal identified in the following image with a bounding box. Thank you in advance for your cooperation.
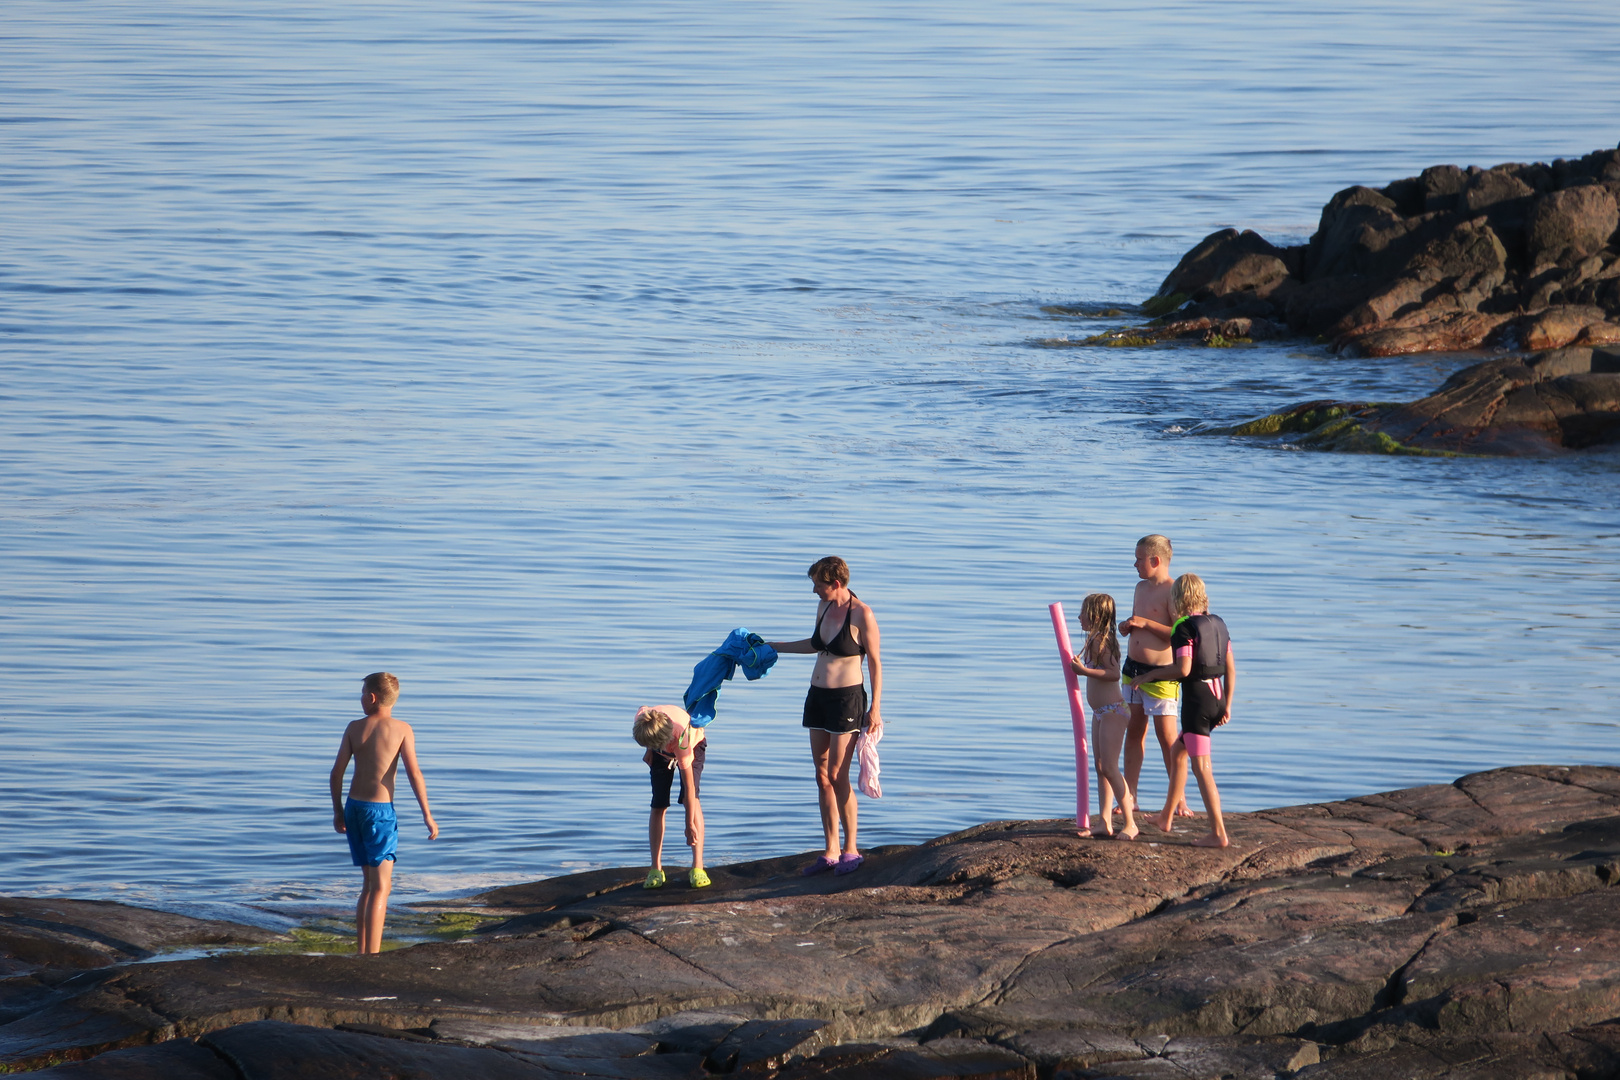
[688,867,711,888]
[643,868,666,889]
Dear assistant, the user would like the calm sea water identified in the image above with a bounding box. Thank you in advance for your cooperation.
[3,1,1618,923]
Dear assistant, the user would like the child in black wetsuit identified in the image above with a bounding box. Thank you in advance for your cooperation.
[1129,573,1235,847]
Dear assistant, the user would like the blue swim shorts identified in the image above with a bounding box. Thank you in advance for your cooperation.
[344,798,398,867]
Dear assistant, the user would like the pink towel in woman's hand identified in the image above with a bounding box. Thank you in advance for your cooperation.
[856,725,882,799]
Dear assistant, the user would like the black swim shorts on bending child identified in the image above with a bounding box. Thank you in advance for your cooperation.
[802,683,866,734]
[647,741,706,810]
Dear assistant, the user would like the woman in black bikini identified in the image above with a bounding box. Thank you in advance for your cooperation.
[768,556,883,876]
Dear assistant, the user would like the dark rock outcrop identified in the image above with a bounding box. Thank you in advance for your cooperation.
[1224,346,1620,455]
[1103,145,1620,360]
[7,767,1620,1078]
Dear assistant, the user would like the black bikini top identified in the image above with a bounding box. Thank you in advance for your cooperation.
[810,593,865,657]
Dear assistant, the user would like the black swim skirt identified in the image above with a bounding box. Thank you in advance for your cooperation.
[647,740,705,810]
[803,684,866,734]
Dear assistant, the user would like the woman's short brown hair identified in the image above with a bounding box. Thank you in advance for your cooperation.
[806,556,849,586]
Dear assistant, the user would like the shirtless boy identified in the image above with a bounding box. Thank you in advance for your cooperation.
[632,704,710,890]
[1117,535,1190,817]
[330,672,438,955]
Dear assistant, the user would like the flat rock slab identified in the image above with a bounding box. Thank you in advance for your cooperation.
[4,767,1619,1079]
[434,1019,656,1057]
[708,1017,827,1071]
[0,988,175,1070]
[83,922,738,1032]
[206,1020,553,1079]
[624,1009,756,1052]
[785,1037,1033,1079]
[503,1049,710,1079]
[998,1028,1149,1070]
[1401,888,1620,1035]
[0,899,284,976]
[26,1036,238,1079]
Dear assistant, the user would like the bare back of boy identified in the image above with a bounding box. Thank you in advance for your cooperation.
[340,715,413,803]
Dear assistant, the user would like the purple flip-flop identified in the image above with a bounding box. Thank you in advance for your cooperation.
[833,853,864,875]
[799,855,838,876]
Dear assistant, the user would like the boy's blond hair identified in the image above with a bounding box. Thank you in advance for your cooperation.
[362,672,400,706]
[1171,573,1208,618]
[633,707,674,749]
[1137,534,1172,561]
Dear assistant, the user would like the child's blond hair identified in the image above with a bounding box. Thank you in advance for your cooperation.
[1137,533,1172,561]
[632,707,674,749]
[1079,593,1120,667]
[1171,573,1208,618]
[362,672,399,706]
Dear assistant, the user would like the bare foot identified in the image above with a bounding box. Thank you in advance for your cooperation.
[1076,828,1093,838]
[1149,809,1176,834]
[1191,833,1230,848]
[1116,826,1139,841]
[1174,803,1197,818]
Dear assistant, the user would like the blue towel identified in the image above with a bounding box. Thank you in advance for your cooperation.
[683,628,778,727]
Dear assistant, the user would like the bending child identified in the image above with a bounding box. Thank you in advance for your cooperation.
[1131,573,1235,848]
[632,704,710,889]
[330,672,438,954]
[1070,593,1136,840]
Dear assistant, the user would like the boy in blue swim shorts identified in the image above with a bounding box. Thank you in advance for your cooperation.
[330,672,438,954]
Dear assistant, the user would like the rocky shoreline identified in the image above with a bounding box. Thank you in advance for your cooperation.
[1087,146,1620,455]
[4,765,1619,1078]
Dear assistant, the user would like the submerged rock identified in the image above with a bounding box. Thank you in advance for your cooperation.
[1222,346,1620,455]
[6,767,1620,1078]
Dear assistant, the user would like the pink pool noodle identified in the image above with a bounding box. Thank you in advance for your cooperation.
[1049,602,1090,833]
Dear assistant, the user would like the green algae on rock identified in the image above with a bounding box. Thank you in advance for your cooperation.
[1081,328,1159,347]
[1218,401,1464,456]
[1139,290,1190,318]
[1212,346,1620,455]
[243,912,503,956]
[1039,302,1129,318]
[1226,402,1368,436]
